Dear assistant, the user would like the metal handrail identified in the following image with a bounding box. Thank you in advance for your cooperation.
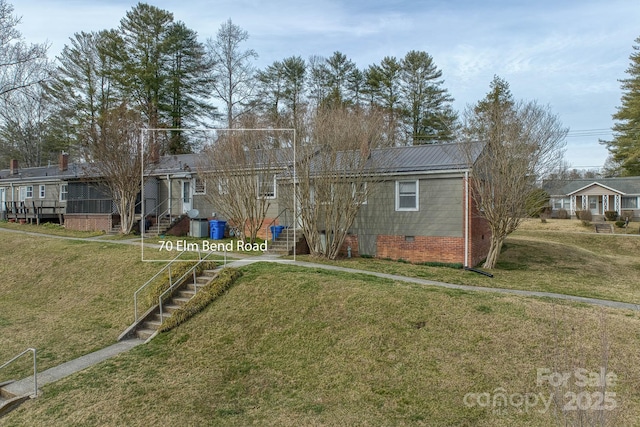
[267,208,292,242]
[133,250,187,321]
[158,250,219,323]
[0,348,37,398]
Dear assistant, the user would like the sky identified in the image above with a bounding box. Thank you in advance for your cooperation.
[12,0,640,169]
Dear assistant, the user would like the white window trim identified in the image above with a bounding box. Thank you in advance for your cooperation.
[258,175,276,199]
[352,182,368,205]
[395,180,419,211]
[194,177,206,195]
[60,184,68,201]
[39,184,46,199]
[24,186,33,200]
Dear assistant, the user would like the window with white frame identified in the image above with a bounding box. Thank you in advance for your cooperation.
[194,178,206,195]
[258,174,276,199]
[217,177,229,195]
[39,184,46,199]
[622,196,638,209]
[352,182,368,204]
[20,186,33,200]
[60,184,68,201]
[396,180,419,211]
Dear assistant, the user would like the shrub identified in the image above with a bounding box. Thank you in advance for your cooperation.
[604,211,618,221]
[557,208,569,219]
[576,210,592,221]
[615,221,626,228]
[621,210,634,221]
[158,267,241,332]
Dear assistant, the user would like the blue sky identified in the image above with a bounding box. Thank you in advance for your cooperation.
[13,0,640,169]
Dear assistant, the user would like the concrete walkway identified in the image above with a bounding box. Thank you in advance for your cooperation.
[3,339,144,397]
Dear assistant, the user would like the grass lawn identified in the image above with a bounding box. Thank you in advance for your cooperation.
[0,220,105,238]
[4,263,640,426]
[0,231,162,379]
[2,221,640,425]
[295,219,640,305]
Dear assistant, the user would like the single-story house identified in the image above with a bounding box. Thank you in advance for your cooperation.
[1,143,492,266]
[545,177,640,220]
[0,155,71,223]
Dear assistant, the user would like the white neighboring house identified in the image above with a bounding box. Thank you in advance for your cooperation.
[546,177,640,220]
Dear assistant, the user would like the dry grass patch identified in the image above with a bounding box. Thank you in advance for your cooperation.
[4,263,640,426]
[0,221,105,238]
[0,232,162,380]
[295,226,640,304]
[518,218,640,235]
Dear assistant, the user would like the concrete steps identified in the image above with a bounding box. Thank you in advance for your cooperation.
[0,380,32,418]
[144,215,183,237]
[125,269,218,341]
[268,228,304,255]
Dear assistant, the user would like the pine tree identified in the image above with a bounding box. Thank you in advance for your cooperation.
[604,36,640,176]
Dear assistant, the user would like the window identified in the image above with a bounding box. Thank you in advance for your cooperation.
[552,197,571,209]
[60,184,68,201]
[39,185,46,199]
[258,174,276,199]
[622,196,638,209]
[396,180,419,211]
[20,186,33,200]
[217,177,229,195]
[194,178,206,195]
[352,182,368,205]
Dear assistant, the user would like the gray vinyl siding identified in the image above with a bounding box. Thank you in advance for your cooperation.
[352,175,463,238]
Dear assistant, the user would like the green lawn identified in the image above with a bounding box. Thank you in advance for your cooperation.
[4,263,640,426]
[294,226,640,305]
[2,223,640,425]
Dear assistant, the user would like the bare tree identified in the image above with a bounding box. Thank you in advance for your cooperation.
[88,104,150,234]
[463,76,567,269]
[0,0,49,97]
[206,19,257,128]
[198,124,280,244]
[292,105,390,260]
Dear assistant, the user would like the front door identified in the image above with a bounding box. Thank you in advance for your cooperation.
[589,195,600,215]
[0,187,5,216]
[182,180,192,213]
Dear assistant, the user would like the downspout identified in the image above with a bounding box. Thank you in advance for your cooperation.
[464,171,469,268]
[167,174,172,218]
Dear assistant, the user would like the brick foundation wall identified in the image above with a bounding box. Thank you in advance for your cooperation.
[338,234,359,258]
[464,177,492,267]
[469,213,491,266]
[376,235,464,264]
[65,214,113,232]
[166,216,190,236]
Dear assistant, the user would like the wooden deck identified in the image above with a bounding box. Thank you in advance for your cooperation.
[2,201,65,224]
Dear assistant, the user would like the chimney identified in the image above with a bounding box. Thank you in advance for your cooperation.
[59,152,69,172]
[10,159,18,175]
[360,139,372,160]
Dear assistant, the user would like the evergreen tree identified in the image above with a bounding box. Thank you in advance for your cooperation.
[399,50,456,144]
[164,21,214,153]
[46,30,120,158]
[604,36,640,176]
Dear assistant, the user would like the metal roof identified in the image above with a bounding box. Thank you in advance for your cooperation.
[1,142,482,184]
[369,142,480,173]
[544,177,640,196]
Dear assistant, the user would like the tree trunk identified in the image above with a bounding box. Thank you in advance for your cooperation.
[482,234,505,269]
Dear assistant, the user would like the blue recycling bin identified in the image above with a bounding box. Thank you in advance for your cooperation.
[209,220,227,240]
[270,225,285,241]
